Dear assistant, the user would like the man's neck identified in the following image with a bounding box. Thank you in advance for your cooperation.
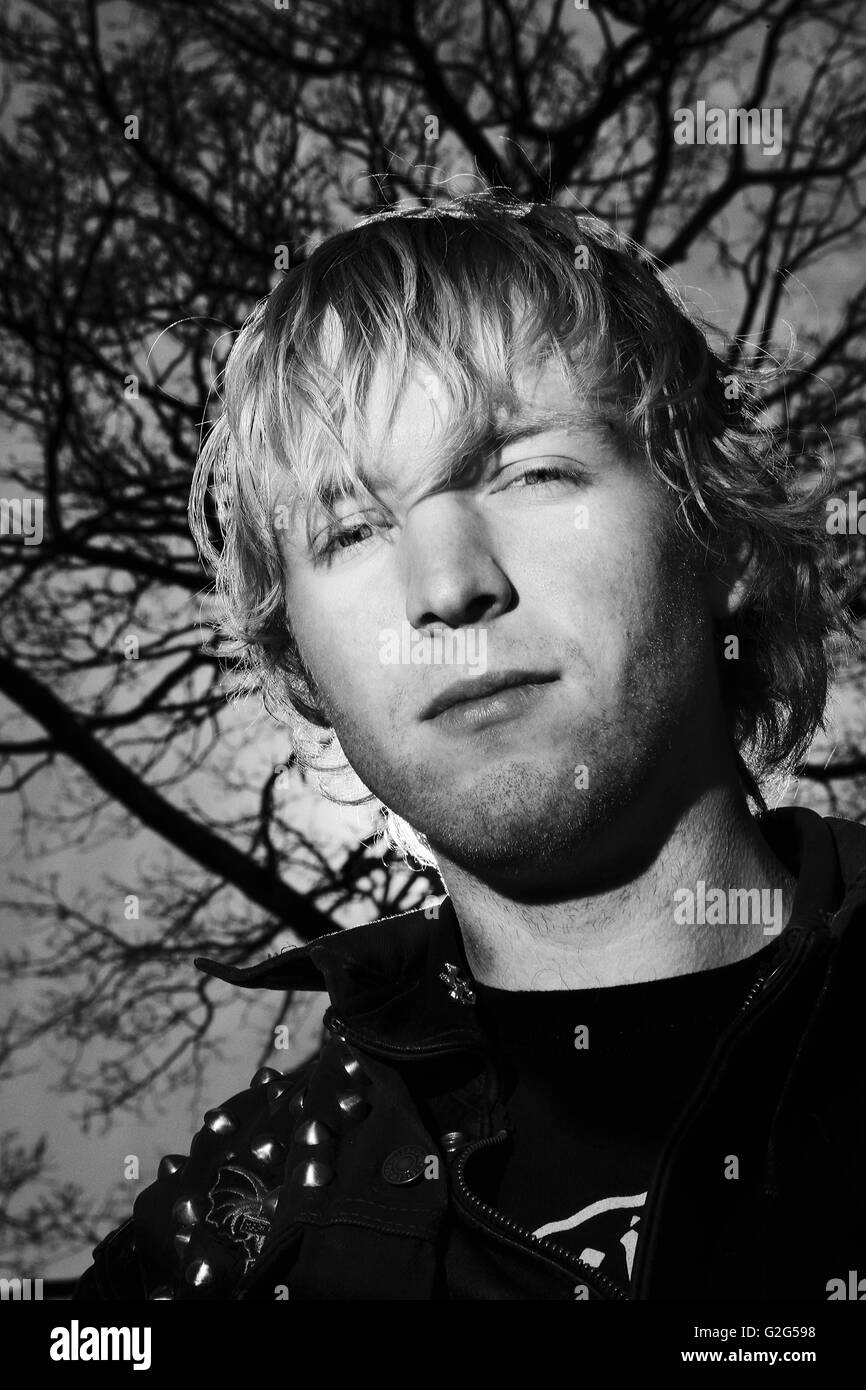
[436,785,798,991]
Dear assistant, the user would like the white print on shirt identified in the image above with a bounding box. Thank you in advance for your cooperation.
[533,1190,647,1280]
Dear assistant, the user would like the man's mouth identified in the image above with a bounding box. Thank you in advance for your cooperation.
[420,671,559,731]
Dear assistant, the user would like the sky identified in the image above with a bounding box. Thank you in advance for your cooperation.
[1,0,863,1281]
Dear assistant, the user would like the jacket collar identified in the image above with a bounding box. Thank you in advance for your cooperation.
[196,893,486,1054]
[195,805,866,1053]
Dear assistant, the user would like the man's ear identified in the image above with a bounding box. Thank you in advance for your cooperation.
[289,669,333,728]
[289,644,335,729]
[701,537,758,621]
[291,691,333,728]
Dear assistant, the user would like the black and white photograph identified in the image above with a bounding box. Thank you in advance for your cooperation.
[1,0,865,1363]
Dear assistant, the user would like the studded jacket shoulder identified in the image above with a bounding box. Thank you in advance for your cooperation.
[74,1059,317,1300]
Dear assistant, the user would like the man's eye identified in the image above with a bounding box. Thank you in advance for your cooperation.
[314,516,383,558]
[502,463,582,489]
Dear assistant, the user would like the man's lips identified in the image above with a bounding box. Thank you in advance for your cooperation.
[419,670,559,722]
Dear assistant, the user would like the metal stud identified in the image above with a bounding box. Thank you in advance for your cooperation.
[342,1055,370,1084]
[250,1135,287,1167]
[336,1090,371,1122]
[262,1188,280,1220]
[173,1230,192,1256]
[149,1285,175,1300]
[250,1066,283,1089]
[172,1196,207,1227]
[203,1106,237,1136]
[185,1258,216,1288]
[292,1159,334,1187]
[266,1078,291,1108]
[287,1087,306,1118]
[293,1119,333,1147]
[158,1154,186,1181]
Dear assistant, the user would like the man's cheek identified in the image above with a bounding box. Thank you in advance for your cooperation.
[314,647,385,728]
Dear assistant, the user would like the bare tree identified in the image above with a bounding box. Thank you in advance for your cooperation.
[0,0,863,1260]
[0,1131,127,1274]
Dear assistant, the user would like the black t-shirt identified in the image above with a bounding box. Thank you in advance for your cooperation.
[470,809,844,1294]
[473,940,779,1291]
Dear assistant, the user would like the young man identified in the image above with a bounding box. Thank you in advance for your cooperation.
[76,192,864,1301]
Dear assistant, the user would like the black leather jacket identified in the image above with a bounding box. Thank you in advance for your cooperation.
[74,806,866,1300]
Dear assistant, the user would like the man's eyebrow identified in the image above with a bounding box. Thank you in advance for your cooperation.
[493,420,576,448]
[311,413,605,507]
[474,411,609,455]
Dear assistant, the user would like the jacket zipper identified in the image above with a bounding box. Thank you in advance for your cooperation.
[326,1010,627,1298]
[629,926,811,1297]
[313,936,807,1302]
[450,1129,628,1299]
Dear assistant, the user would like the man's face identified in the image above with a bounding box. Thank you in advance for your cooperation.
[277,358,723,890]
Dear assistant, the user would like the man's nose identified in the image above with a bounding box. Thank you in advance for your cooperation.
[401,494,513,630]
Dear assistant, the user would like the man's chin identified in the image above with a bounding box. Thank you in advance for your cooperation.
[407,782,613,887]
